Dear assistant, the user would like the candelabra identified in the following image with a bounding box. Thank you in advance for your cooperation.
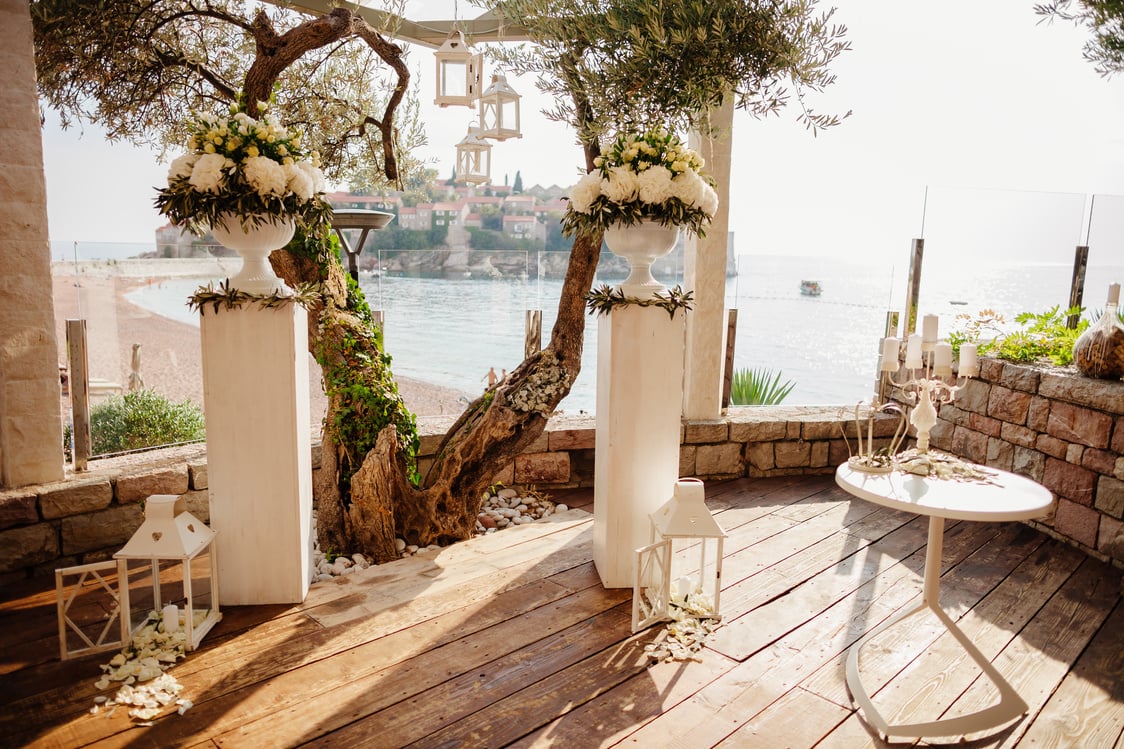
[880,315,979,453]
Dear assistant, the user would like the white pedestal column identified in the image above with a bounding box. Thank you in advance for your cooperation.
[201,304,312,605]
[594,306,686,588]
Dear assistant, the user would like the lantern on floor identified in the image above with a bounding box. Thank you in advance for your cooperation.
[455,125,492,185]
[478,73,522,141]
[114,495,221,651]
[434,30,483,107]
[632,478,726,632]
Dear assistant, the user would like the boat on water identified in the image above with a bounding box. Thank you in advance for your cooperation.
[800,280,822,297]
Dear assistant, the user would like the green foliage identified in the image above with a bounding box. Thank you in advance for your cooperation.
[1036,0,1124,76]
[465,227,541,251]
[83,390,206,456]
[949,306,1089,366]
[513,170,524,193]
[585,284,694,318]
[730,368,796,406]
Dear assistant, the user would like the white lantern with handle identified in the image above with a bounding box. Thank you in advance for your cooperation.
[434,30,483,108]
[478,73,522,140]
[455,125,492,185]
[632,478,726,632]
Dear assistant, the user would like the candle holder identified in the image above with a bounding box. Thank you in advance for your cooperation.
[884,340,977,453]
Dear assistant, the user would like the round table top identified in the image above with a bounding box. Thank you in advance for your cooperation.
[835,462,1054,522]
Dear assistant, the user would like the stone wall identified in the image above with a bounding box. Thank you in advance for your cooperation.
[0,407,900,582]
[929,359,1124,567]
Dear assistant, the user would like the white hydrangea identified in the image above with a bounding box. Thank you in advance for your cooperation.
[568,171,602,214]
[600,165,639,204]
[187,153,229,194]
[167,153,197,181]
[297,160,326,193]
[635,165,674,206]
[243,155,289,197]
[671,171,708,210]
[284,162,315,201]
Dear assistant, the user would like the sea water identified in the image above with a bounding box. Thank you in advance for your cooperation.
[124,254,1123,413]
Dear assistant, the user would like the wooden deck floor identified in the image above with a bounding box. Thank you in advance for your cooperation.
[2,475,1122,748]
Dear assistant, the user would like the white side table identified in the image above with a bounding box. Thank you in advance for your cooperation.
[835,462,1054,740]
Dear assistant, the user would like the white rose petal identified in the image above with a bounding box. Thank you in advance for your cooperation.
[243,155,289,197]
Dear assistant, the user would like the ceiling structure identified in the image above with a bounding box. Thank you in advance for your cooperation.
[285,1,530,47]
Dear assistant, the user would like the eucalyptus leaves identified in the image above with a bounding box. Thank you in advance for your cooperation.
[563,129,718,238]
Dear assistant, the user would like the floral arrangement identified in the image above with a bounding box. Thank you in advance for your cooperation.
[155,104,331,235]
[563,128,719,238]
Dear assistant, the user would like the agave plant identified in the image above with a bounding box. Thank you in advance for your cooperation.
[730,367,795,406]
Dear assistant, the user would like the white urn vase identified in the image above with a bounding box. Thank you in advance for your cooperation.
[603,220,681,298]
[210,213,296,295]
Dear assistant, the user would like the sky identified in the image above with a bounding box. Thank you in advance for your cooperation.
[40,0,1124,266]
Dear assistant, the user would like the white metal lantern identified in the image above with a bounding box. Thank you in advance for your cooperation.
[455,125,492,185]
[434,30,483,107]
[478,73,522,141]
[114,495,221,651]
[632,478,726,632]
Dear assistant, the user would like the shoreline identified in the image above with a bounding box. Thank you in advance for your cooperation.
[51,264,473,420]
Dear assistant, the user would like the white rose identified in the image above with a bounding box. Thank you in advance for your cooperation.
[187,152,228,193]
[601,165,639,204]
[635,165,674,206]
[243,155,288,197]
[671,171,707,209]
[699,181,719,217]
[167,153,197,181]
[284,162,315,201]
[568,171,602,214]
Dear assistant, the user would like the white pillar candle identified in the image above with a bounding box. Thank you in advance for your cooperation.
[1109,282,1120,305]
[162,604,180,633]
[922,314,939,344]
[934,342,953,377]
[880,337,899,372]
[905,334,923,370]
[959,343,979,377]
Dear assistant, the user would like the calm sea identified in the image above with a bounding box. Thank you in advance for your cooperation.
[122,254,1123,414]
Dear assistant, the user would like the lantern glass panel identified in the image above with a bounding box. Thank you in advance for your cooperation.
[440,60,467,98]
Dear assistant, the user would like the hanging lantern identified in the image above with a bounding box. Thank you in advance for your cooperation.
[114,495,222,651]
[434,30,483,108]
[632,478,726,632]
[478,73,522,141]
[455,125,492,185]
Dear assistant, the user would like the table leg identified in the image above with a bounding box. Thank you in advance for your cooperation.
[845,515,1028,740]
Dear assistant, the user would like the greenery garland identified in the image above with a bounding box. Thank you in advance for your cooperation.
[585,283,694,319]
[187,279,322,315]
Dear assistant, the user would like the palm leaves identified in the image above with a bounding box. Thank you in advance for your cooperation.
[730,367,795,406]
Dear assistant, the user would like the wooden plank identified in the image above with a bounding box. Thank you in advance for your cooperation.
[713,686,851,748]
[951,558,1123,747]
[449,648,737,748]
[1019,599,1124,748]
[252,603,637,748]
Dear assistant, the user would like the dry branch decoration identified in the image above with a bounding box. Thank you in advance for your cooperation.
[585,283,694,319]
[187,280,322,315]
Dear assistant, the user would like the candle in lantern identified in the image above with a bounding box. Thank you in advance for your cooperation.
[905,334,923,370]
[162,604,180,634]
[934,342,953,377]
[960,343,979,377]
[880,337,899,372]
[922,314,939,345]
[1109,282,1121,305]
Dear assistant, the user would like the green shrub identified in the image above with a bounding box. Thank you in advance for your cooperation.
[949,306,1088,366]
[86,390,205,455]
[730,367,796,406]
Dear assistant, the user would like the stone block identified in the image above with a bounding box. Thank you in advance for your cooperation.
[1027,397,1051,432]
[61,503,144,555]
[114,467,189,504]
[828,439,851,467]
[929,419,954,451]
[785,422,802,440]
[1036,434,1069,460]
[1039,373,1124,415]
[696,443,743,477]
[0,522,58,574]
[729,419,786,443]
[1043,457,1096,506]
[1117,457,1124,481]
[569,449,596,487]
[746,442,774,471]
[179,489,211,524]
[951,426,988,465]
[986,438,1014,471]
[1012,447,1045,482]
[997,362,1041,393]
[1000,422,1037,449]
[189,460,208,490]
[775,441,811,469]
[1053,498,1099,549]
[810,441,830,468]
[38,477,113,520]
[1113,417,1124,454]
[309,441,321,470]
[491,462,514,487]
[514,452,569,484]
[1095,476,1124,520]
[1047,401,1113,449]
[547,427,595,451]
[987,385,1030,425]
[1065,443,1084,465]
[1097,515,1124,565]
[0,490,38,529]
[938,404,970,428]
[679,445,696,477]
[953,379,989,414]
[979,358,1004,381]
[685,421,728,444]
[968,412,1003,438]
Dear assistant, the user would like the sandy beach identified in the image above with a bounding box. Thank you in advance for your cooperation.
[51,260,472,426]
